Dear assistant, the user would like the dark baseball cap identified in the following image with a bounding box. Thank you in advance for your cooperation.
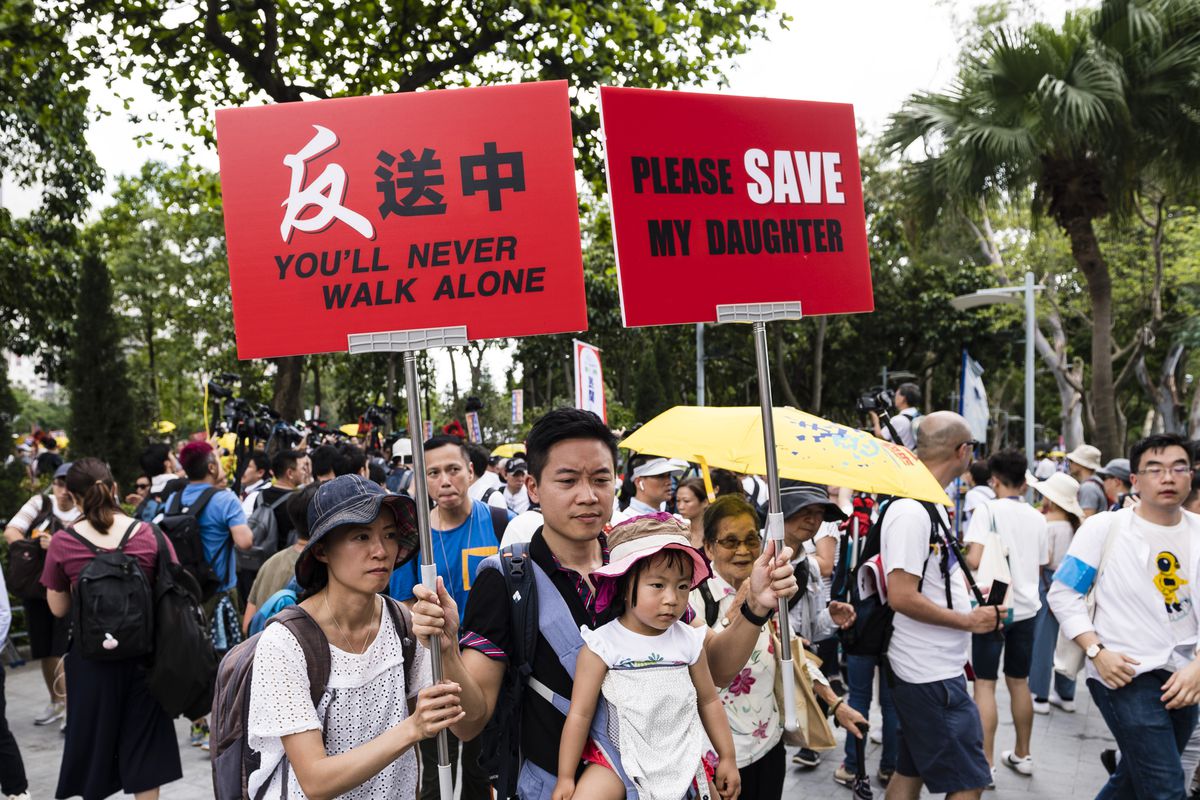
[779,479,848,522]
[296,474,419,589]
[507,458,528,475]
[53,461,72,480]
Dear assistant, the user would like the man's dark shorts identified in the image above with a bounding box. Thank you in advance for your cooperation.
[892,673,992,794]
[972,616,1037,681]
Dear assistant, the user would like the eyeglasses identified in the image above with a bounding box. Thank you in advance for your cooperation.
[135,482,151,490]
[1137,464,1193,479]
[714,534,763,552]
[958,440,982,451]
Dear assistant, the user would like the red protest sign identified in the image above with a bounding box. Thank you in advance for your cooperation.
[215,81,586,359]
[600,86,873,327]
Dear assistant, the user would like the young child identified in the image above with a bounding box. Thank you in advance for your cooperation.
[554,513,740,800]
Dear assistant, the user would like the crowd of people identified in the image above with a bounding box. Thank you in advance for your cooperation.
[1,400,1200,800]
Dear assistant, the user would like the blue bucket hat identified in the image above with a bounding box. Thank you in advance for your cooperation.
[296,474,419,589]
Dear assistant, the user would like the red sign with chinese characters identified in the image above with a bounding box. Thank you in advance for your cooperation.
[600,86,874,327]
[215,81,586,359]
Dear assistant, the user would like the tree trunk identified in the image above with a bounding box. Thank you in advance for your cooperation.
[1063,216,1120,459]
[811,317,827,414]
[310,357,322,415]
[773,326,800,408]
[1189,373,1200,437]
[1034,309,1085,450]
[448,349,460,406]
[145,315,160,420]
[386,353,397,419]
[273,356,304,421]
[1135,343,1185,434]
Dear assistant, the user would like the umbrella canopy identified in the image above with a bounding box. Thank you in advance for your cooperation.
[340,423,361,437]
[491,442,525,459]
[621,406,951,506]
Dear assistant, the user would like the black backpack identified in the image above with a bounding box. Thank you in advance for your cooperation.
[145,524,218,719]
[838,500,953,659]
[238,491,290,574]
[477,543,538,799]
[158,487,223,602]
[67,520,155,661]
[6,494,58,599]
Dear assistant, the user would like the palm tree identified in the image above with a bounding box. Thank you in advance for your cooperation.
[883,0,1200,459]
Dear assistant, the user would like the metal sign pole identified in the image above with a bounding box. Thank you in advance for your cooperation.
[716,301,801,733]
[349,326,467,800]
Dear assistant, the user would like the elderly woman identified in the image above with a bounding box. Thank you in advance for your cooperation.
[692,494,865,800]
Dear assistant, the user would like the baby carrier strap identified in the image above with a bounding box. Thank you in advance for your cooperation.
[523,561,638,799]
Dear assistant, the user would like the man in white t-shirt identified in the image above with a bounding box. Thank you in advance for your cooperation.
[502,458,531,515]
[871,383,922,451]
[465,444,507,511]
[2,462,80,725]
[961,460,995,528]
[881,412,1000,800]
[964,449,1049,778]
[1049,433,1200,799]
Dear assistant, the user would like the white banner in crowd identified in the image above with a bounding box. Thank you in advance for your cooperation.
[573,339,607,423]
[961,350,990,444]
[511,389,524,426]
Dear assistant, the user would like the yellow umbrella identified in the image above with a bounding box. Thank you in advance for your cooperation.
[491,442,525,459]
[621,406,951,506]
[340,423,361,437]
[216,432,237,452]
[156,420,177,434]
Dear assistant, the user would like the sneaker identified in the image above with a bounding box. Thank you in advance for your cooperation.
[8,792,30,800]
[1101,749,1118,775]
[1001,750,1034,776]
[34,702,64,726]
[793,748,822,769]
[877,768,894,787]
[190,721,209,747]
[1049,692,1076,713]
[1033,698,1050,715]
[870,726,883,744]
[987,767,996,790]
[833,764,855,787]
[200,732,210,752]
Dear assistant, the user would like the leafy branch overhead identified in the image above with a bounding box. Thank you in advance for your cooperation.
[66,0,787,185]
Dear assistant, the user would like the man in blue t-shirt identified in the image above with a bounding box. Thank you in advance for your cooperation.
[390,434,509,800]
[173,442,253,599]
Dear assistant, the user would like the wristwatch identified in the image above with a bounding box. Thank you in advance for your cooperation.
[1086,643,1106,660]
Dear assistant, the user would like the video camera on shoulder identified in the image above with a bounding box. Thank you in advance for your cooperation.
[855,387,895,416]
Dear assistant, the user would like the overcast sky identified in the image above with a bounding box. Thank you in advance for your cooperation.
[2,0,1082,395]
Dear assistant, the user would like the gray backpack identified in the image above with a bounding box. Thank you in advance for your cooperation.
[237,492,291,574]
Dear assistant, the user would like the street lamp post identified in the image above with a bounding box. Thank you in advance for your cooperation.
[950,271,1044,467]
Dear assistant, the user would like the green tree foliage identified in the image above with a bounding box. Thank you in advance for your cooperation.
[0,0,101,374]
[90,161,271,434]
[62,0,788,418]
[882,0,1200,458]
[67,252,142,485]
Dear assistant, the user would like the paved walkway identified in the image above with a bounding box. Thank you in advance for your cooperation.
[785,677,1117,799]
[4,657,1116,798]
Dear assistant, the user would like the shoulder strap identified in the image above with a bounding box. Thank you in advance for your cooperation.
[115,519,141,549]
[382,596,417,687]
[481,487,497,503]
[1094,511,1125,585]
[29,494,53,536]
[268,491,293,511]
[489,505,509,544]
[697,579,719,628]
[64,526,100,555]
[184,486,221,518]
[503,543,539,674]
[271,606,332,710]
